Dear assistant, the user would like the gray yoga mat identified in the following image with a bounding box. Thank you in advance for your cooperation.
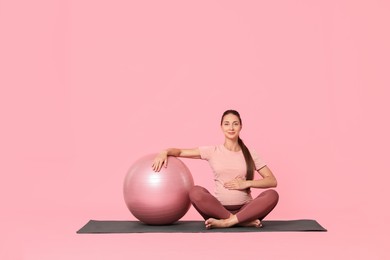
[77,219,327,233]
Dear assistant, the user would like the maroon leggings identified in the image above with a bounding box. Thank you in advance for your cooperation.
[189,185,279,223]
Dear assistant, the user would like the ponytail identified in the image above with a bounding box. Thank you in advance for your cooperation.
[238,137,255,180]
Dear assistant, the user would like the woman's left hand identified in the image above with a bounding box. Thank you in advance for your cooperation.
[224,177,250,190]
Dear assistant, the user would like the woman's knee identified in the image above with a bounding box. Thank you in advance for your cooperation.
[189,185,208,203]
[266,189,279,204]
[260,189,279,204]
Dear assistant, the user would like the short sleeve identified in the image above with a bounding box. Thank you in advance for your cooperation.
[198,146,216,160]
[250,149,267,170]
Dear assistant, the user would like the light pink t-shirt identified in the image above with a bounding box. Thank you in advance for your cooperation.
[199,145,266,206]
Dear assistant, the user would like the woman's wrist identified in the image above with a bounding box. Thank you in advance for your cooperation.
[160,150,168,156]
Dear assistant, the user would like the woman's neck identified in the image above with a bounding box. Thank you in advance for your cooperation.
[224,139,241,152]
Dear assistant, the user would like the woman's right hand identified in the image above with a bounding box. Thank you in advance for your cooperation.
[152,151,168,172]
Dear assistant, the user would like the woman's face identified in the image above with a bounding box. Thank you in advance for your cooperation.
[221,113,242,140]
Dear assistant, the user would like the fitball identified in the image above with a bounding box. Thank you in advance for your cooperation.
[123,154,194,225]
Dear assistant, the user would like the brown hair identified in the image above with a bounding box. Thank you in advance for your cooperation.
[221,110,255,180]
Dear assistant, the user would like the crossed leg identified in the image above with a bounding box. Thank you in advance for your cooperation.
[189,185,279,229]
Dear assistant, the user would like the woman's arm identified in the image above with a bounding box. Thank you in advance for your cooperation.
[247,166,277,188]
[224,166,277,190]
[152,148,200,172]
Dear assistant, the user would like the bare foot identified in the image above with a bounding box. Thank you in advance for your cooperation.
[205,218,228,229]
[237,219,263,228]
[205,215,238,229]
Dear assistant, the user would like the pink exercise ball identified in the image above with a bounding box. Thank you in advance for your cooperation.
[123,154,194,225]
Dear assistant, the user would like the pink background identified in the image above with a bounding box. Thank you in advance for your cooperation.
[1,0,389,259]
